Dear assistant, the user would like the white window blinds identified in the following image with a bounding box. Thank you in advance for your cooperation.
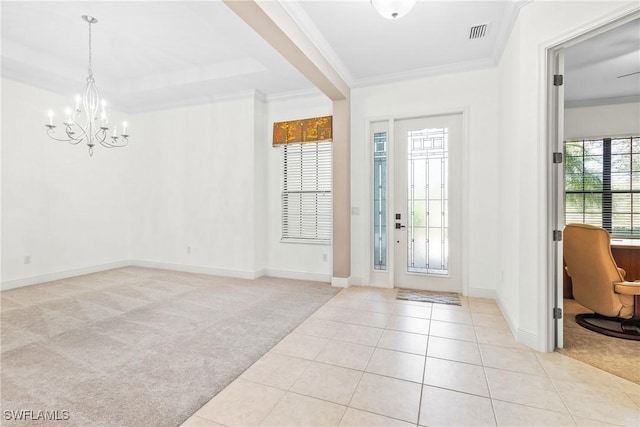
[282,141,332,243]
[565,136,640,236]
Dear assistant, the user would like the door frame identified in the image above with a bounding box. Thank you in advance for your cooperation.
[546,47,565,349]
[544,9,640,351]
[367,108,470,294]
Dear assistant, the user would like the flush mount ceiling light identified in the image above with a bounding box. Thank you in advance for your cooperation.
[371,0,418,20]
[45,15,129,156]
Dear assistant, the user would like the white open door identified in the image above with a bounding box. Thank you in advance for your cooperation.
[550,49,565,349]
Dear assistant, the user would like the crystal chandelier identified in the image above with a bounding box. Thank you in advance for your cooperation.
[370,0,418,19]
[45,15,129,156]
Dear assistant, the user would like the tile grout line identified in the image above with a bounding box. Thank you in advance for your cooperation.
[535,353,584,425]
[415,303,433,427]
[254,330,335,427]
[337,288,375,427]
[476,321,500,427]
[339,288,430,426]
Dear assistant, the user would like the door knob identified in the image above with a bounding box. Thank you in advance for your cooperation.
[395,223,406,229]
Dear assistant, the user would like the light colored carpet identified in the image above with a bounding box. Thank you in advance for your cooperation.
[559,298,640,384]
[0,267,339,426]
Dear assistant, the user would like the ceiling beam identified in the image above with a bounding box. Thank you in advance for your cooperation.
[222,0,349,100]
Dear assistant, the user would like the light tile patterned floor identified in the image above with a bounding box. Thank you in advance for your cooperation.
[182,287,640,427]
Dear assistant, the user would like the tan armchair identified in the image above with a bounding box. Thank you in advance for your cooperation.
[563,223,640,340]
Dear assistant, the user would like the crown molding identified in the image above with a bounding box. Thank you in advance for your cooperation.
[265,87,326,103]
[351,57,497,89]
[491,0,530,65]
[565,95,640,108]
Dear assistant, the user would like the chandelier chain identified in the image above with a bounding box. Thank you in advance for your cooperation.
[87,20,93,78]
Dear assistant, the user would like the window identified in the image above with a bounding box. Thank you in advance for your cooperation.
[564,136,640,236]
[373,130,387,270]
[281,141,332,243]
[407,127,449,274]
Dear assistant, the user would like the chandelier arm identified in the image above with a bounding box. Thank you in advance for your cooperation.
[99,136,128,148]
[94,127,109,146]
[46,127,77,143]
[46,126,83,144]
[65,120,88,144]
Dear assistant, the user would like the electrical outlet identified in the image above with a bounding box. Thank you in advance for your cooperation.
[24,255,31,264]
[322,254,328,262]
[186,246,191,254]
[351,207,360,215]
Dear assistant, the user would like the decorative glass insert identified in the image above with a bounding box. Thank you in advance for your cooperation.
[565,136,640,236]
[407,127,449,274]
[373,131,387,270]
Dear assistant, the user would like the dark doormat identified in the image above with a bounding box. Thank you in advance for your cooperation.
[397,289,461,305]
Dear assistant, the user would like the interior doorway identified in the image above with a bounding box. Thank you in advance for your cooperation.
[547,13,640,351]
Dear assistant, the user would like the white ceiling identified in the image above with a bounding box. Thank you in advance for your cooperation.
[565,18,640,107]
[1,1,638,114]
[1,1,313,113]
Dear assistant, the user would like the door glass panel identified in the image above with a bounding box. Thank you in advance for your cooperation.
[407,127,449,275]
[373,131,387,270]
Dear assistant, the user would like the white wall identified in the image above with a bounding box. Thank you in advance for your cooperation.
[350,68,500,297]
[496,15,522,334]
[1,79,132,288]
[253,98,268,275]
[565,102,640,139]
[129,95,267,277]
[496,0,639,350]
[1,79,332,286]
[265,93,333,282]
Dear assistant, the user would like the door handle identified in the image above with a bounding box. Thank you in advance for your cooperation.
[395,223,406,229]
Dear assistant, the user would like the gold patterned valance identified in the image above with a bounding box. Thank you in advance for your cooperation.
[273,116,332,146]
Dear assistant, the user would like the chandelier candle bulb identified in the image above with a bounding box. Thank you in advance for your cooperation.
[122,122,127,135]
[48,110,53,126]
[75,95,81,111]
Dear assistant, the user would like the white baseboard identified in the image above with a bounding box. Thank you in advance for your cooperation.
[331,276,350,288]
[266,269,331,283]
[347,276,370,286]
[352,282,395,289]
[2,260,336,291]
[131,260,264,280]
[494,293,539,350]
[517,328,539,350]
[496,294,518,336]
[466,287,497,299]
[1,260,131,291]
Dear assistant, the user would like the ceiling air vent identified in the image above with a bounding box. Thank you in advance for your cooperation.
[469,24,488,39]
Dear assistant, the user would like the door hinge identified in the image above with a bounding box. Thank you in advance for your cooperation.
[553,230,563,241]
[553,307,563,319]
[553,152,563,164]
[553,74,564,86]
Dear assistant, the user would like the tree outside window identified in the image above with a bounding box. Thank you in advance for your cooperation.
[564,137,640,236]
